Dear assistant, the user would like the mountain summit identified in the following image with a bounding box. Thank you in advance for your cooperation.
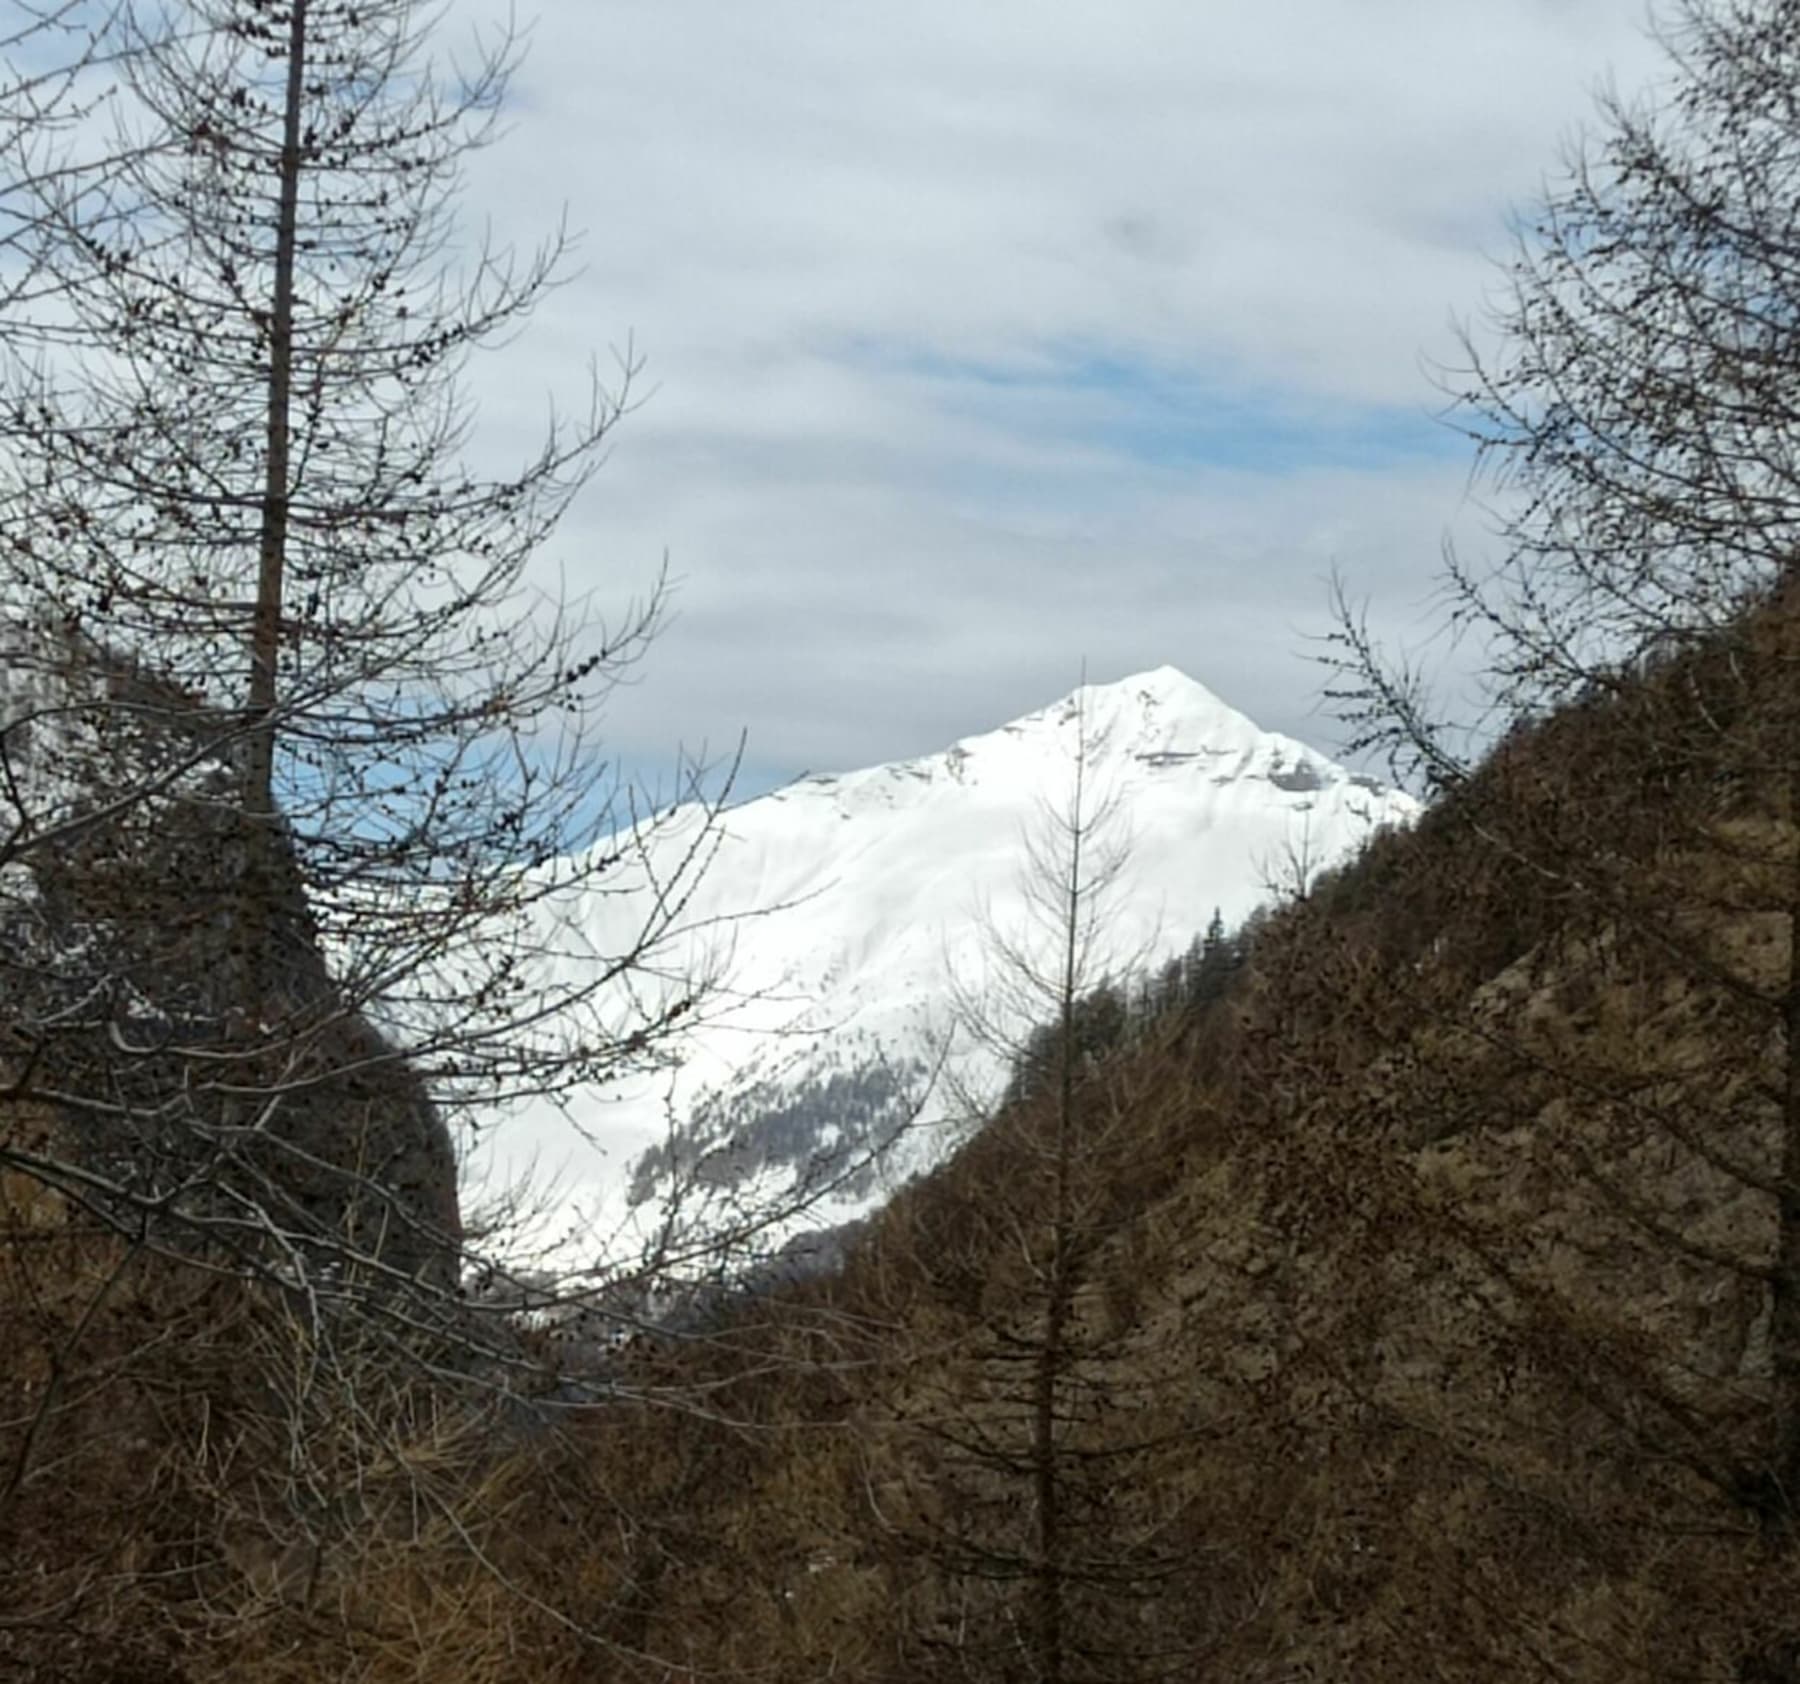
[498,669,1417,1259]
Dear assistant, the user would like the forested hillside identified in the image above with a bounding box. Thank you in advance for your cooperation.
[11,0,1800,1680]
[19,582,1800,1680]
[583,592,1800,1679]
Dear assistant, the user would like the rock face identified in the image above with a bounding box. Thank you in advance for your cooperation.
[0,621,460,1290]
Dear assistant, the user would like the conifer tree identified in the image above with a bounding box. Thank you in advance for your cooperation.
[0,2,807,1672]
[1321,2,1800,1672]
[0,0,735,1304]
[873,688,1213,1684]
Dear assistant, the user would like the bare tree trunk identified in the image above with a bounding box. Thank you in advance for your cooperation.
[1030,718,1090,1684]
[240,0,307,1010]
[1031,1172,1072,1684]
[1031,973,1075,1684]
[1772,826,1800,1528]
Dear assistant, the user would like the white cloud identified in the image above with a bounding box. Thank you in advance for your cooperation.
[433,0,1669,787]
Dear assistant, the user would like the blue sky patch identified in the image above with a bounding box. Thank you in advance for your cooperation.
[843,338,1466,478]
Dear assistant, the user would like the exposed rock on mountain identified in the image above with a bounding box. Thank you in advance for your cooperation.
[0,620,459,1287]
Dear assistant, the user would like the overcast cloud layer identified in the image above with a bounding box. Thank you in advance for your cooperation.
[441,0,1670,797]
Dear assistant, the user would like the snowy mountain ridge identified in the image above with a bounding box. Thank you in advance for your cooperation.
[490,667,1418,1265]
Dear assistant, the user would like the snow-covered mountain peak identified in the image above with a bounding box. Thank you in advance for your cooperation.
[493,668,1416,1267]
[1047,663,1244,732]
[783,666,1387,824]
[1010,665,1305,766]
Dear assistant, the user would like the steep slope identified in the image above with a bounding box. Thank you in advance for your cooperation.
[22,612,1800,1682]
[571,602,1800,1683]
[500,666,1415,1259]
[0,618,460,1284]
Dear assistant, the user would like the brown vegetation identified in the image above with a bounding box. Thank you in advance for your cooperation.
[15,0,1800,1674]
[522,590,1800,1683]
[15,599,1800,1682]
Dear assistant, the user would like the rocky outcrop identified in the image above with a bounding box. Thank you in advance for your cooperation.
[0,620,460,1291]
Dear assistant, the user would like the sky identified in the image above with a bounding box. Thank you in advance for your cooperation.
[436,0,1673,803]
